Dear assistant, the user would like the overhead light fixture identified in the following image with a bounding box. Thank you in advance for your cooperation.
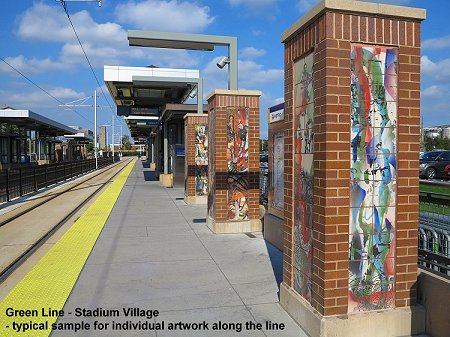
[216,56,230,69]
[121,87,132,98]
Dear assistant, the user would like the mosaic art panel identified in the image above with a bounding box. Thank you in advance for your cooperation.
[349,45,397,312]
[227,173,249,221]
[227,108,249,220]
[293,52,314,304]
[272,132,284,209]
[207,112,216,218]
[195,125,208,196]
[227,108,249,173]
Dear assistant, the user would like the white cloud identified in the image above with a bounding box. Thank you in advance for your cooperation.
[240,47,266,59]
[0,55,67,75]
[13,2,199,72]
[273,97,284,104]
[421,85,445,98]
[0,86,85,109]
[238,60,283,87]
[17,3,125,45]
[421,55,450,81]
[202,57,283,94]
[115,0,214,33]
[422,35,450,50]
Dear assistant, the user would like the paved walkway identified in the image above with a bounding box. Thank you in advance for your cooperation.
[54,161,308,337]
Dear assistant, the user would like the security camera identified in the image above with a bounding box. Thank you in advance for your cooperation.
[189,88,197,99]
[216,56,230,69]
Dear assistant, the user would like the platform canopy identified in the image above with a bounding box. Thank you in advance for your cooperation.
[104,65,204,141]
[0,108,76,137]
[104,66,201,112]
[63,132,94,144]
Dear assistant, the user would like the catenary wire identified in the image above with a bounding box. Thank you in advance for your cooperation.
[59,0,127,129]
[0,56,93,125]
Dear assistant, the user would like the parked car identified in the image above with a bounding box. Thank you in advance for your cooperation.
[444,164,450,180]
[419,150,450,179]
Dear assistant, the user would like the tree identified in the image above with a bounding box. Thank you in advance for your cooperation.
[260,139,268,152]
[121,135,132,150]
[423,135,450,151]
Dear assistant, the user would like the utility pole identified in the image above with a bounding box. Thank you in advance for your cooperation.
[112,114,115,162]
[59,92,102,168]
[120,126,123,159]
[94,90,98,169]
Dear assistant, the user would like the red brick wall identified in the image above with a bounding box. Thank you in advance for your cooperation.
[207,93,260,222]
[284,11,422,315]
[185,115,209,198]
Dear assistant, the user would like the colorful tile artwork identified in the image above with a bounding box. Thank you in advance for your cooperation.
[349,45,397,312]
[272,132,284,209]
[293,52,314,303]
[227,108,249,221]
[207,112,216,218]
[195,125,208,196]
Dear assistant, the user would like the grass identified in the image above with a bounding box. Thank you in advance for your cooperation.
[419,182,450,195]
[419,181,450,216]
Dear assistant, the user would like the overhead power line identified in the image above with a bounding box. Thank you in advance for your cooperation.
[59,0,127,129]
[0,56,93,125]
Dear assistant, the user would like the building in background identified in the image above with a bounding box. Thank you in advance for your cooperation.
[99,126,107,150]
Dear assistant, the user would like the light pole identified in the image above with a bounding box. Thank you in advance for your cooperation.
[120,126,123,159]
[59,91,99,169]
[112,114,115,162]
[94,90,98,169]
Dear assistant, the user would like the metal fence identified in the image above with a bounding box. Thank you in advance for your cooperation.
[260,164,269,206]
[0,157,116,203]
[418,184,450,277]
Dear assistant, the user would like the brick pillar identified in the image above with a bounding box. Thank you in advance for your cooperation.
[206,90,262,233]
[184,113,209,204]
[280,1,426,336]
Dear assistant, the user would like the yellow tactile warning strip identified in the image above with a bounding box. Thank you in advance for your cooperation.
[0,160,135,337]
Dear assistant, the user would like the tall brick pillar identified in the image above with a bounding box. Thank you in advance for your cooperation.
[184,113,209,204]
[279,1,426,336]
[206,90,262,233]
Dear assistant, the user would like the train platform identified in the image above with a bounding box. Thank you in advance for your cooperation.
[0,160,308,337]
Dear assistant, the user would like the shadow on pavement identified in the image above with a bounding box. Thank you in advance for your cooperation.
[264,240,283,298]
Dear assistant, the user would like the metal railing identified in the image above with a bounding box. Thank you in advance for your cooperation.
[418,183,450,278]
[0,157,116,203]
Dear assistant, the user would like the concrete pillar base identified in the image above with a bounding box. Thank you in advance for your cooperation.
[150,162,156,170]
[184,195,207,205]
[263,213,284,251]
[207,216,262,234]
[280,282,425,337]
[159,174,173,188]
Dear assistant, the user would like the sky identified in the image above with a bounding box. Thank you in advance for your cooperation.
[0,0,449,139]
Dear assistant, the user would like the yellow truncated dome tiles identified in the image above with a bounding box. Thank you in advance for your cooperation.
[0,160,135,337]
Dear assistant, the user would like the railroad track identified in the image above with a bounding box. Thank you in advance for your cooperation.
[0,160,126,227]
[0,159,132,283]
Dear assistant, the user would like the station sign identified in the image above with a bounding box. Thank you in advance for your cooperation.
[268,102,285,123]
[136,121,161,126]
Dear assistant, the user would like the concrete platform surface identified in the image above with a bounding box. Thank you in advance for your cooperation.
[54,162,308,337]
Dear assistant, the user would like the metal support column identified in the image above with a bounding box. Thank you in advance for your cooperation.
[149,136,154,163]
[197,78,203,114]
[163,122,168,175]
[228,37,238,90]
